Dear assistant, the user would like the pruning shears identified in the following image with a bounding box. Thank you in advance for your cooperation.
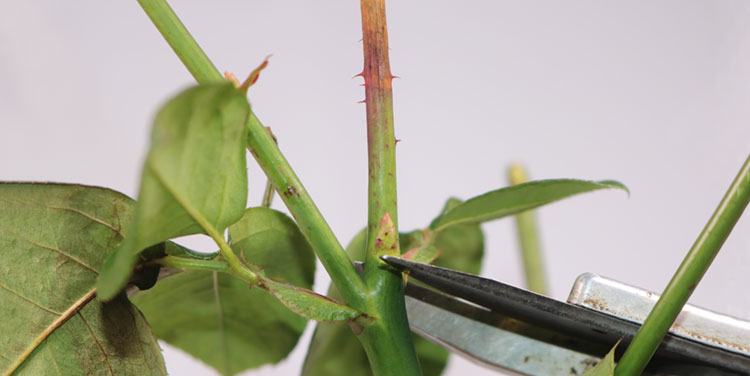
[378,256,750,376]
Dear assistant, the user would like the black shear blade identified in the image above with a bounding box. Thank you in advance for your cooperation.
[381,256,750,374]
[404,281,606,375]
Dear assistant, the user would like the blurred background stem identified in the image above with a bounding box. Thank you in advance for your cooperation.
[508,163,547,295]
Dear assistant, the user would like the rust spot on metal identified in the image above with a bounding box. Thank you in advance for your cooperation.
[673,326,750,353]
[583,297,607,312]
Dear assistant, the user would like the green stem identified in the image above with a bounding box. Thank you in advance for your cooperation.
[260,129,278,208]
[508,164,547,295]
[358,0,421,375]
[151,255,230,272]
[615,154,750,376]
[246,113,367,307]
[138,0,222,84]
[138,0,367,309]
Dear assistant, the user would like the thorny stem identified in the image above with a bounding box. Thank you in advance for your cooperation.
[508,164,547,295]
[138,0,367,309]
[358,0,421,375]
[614,154,750,375]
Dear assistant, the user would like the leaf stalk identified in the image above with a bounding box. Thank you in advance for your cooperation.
[151,255,231,273]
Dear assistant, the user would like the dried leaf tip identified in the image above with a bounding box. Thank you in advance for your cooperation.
[239,55,272,93]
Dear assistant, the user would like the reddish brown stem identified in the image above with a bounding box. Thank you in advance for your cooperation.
[357,1,421,375]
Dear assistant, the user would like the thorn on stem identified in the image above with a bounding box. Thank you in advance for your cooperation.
[265,126,278,143]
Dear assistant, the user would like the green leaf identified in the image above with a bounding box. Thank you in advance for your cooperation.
[583,341,620,376]
[302,212,485,376]
[301,320,372,376]
[264,279,363,322]
[228,207,315,287]
[431,179,628,231]
[0,183,166,375]
[98,83,250,300]
[131,207,316,375]
[431,200,484,275]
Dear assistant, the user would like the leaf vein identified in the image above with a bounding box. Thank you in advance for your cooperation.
[13,232,98,274]
[46,205,124,238]
[0,284,62,316]
[45,340,63,376]
[78,311,114,376]
[213,271,231,376]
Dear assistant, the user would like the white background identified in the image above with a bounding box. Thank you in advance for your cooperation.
[2,1,750,375]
